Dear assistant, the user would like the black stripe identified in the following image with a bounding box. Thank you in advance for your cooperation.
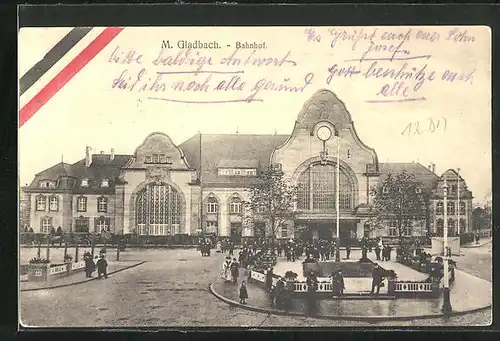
[19,27,92,95]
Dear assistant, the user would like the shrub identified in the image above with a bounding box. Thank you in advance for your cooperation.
[29,257,50,264]
[284,271,298,281]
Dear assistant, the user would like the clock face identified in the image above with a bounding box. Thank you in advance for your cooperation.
[317,126,332,141]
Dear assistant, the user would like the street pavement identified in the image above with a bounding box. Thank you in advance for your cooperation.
[20,245,492,327]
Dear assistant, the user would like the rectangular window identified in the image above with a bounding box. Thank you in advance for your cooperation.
[77,197,87,212]
[207,202,218,213]
[41,217,52,234]
[95,218,110,233]
[49,196,58,211]
[254,222,266,238]
[75,217,89,233]
[281,224,288,238]
[230,201,242,214]
[81,179,89,187]
[36,196,46,211]
[97,197,108,212]
[388,221,397,236]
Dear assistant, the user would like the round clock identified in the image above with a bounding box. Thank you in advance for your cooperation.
[317,126,332,141]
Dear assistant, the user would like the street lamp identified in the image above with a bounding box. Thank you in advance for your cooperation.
[442,179,452,313]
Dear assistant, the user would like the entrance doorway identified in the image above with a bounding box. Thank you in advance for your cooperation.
[230,223,242,243]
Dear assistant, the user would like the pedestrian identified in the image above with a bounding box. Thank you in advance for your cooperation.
[96,254,108,279]
[239,281,248,304]
[345,244,351,259]
[230,258,239,283]
[84,253,94,278]
[375,244,381,261]
[370,263,383,295]
[332,270,345,296]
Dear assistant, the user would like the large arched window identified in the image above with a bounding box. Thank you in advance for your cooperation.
[136,183,181,235]
[296,163,354,210]
[207,196,218,213]
[229,196,242,214]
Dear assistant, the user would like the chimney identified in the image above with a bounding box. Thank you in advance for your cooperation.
[85,146,92,167]
[100,151,104,154]
[110,148,115,161]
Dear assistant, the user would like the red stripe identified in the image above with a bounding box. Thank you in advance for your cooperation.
[19,27,124,127]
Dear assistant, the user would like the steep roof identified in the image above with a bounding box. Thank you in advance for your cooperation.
[378,162,439,191]
[180,134,289,187]
[27,154,132,193]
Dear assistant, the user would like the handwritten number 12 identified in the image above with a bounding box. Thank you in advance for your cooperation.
[401,117,447,136]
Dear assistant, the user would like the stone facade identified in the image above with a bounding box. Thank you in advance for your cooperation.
[22,90,473,240]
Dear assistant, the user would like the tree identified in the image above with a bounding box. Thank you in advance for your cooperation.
[244,165,297,250]
[369,171,426,245]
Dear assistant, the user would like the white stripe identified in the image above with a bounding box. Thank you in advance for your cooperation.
[19,27,106,108]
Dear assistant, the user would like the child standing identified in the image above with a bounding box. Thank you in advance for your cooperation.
[239,281,248,304]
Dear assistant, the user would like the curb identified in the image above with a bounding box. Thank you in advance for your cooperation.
[209,279,491,322]
[462,240,492,248]
[20,261,146,292]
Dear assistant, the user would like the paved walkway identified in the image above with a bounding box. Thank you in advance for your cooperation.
[212,255,491,320]
[20,260,144,291]
[462,238,492,248]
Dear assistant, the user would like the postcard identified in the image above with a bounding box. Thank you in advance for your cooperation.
[18,25,492,327]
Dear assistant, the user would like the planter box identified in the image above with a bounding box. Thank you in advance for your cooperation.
[27,264,51,282]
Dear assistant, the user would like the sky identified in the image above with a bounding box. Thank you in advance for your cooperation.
[18,26,492,204]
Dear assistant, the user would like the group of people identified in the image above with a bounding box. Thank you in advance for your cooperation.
[221,256,249,304]
[277,239,350,262]
[374,237,393,261]
[83,251,108,279]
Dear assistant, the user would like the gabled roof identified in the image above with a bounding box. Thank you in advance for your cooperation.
[180,134,289,187]
[378,162,439,191]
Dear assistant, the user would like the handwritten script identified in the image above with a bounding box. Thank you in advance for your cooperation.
[107,27,479,105]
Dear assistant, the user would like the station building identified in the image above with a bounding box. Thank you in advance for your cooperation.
[23,90,473,241]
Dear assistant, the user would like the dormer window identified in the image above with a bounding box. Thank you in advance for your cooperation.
[39,181,55,188]
[101,179,109,187]
[81,178,89,187]
[145,156,152,163]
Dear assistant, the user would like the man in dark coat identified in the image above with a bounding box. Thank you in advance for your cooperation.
[332,270,345,296]
[84,253,95,278]
[239,281,248,304]
[345,244,351,259]
[370,263,384,295]
[230,259,239,283]
[96,254,108,279]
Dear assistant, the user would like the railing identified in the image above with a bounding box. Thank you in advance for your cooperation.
[49,265,68,275]
[394,281,434,293]
[292,281,333,293]
[71,261,85,270]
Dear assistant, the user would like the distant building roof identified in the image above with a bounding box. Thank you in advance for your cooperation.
[180,134,288,187]
[378,162,439,191]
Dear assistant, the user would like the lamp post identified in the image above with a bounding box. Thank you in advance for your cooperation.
[335,135,341,262]
[442,179,452,313]
[457,168,460,234]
